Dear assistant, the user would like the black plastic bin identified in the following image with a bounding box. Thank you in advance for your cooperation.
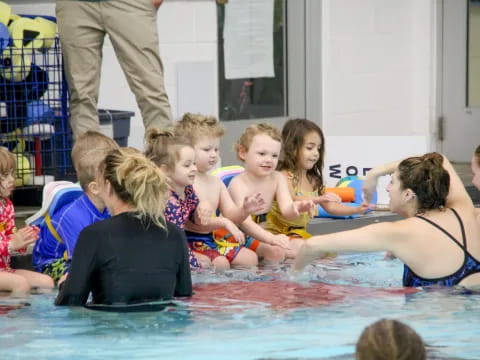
[98,109,133,147]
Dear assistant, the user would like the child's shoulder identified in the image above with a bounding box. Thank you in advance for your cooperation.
[227,171,246,188]
[205,173,224,187]
[272,170,287,182]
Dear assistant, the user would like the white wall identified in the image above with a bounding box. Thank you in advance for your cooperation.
[321,0,436,141]
[9,0,438,155]
[9,0,218,150]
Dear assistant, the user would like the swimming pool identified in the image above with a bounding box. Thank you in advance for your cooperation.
[1,253,479,359]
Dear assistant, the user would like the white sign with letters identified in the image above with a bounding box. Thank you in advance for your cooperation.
[323,136,428,205]
[223,0,275,79]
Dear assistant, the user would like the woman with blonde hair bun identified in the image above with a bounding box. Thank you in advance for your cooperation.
[55,148,192,309]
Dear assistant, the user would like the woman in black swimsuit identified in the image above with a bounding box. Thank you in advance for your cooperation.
[294,152,480,288]
[55,148,192,307]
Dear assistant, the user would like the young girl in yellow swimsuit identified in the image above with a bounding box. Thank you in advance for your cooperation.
[265,119,371,258]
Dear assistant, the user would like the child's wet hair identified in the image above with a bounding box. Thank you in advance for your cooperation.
[71,131,119,191]
[398,152,449,214]
[234,123,281,161]
[174,113,225,144]
[144,128,193,171]
[278,118,325,192]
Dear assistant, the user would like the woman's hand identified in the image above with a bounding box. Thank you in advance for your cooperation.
[268,233,291,250]
[293,241,327,272]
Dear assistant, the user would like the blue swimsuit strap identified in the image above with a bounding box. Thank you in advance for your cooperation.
[415,208,467,252]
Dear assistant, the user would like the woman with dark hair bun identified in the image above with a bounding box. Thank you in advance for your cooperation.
[295,152,480,288]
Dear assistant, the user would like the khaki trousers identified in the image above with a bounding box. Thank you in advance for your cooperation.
[56,0,173,138]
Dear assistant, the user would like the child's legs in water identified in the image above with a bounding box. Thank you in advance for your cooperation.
[231,247,258,268]
[193,251,212,268]
[212,256,230,270]
[15,269,54,290]
[255,243,285,263]
[0,271,31,294]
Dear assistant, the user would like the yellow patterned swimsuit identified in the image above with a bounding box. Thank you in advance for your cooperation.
[265,173,317,239]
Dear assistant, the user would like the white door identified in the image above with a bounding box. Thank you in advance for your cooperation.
[442,0,480,161]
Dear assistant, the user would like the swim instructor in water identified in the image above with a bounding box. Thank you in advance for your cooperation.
[55,148,192,307]
[294,152,480,288]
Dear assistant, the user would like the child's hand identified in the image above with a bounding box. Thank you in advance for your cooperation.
[195,203,213,226]
[317,193,342,203]
[224,220,245,245]
[242,192,265,215]
[10,225,39,251]
[293,200,315,217]
[269,234,291,250]
[356,202,375,214]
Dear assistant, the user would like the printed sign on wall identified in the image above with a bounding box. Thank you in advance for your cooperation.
[323,136,428,204]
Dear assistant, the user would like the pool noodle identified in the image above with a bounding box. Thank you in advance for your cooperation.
[0,2,11,26]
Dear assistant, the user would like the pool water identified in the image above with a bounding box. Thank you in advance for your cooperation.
[1,253,480,359]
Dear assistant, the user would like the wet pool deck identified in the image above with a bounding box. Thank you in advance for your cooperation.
[308,210,402,235]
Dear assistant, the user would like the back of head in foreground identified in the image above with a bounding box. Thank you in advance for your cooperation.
[100,148,169,229]
[356,319,426,360]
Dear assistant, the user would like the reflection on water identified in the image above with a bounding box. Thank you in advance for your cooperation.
[1,253,479,359]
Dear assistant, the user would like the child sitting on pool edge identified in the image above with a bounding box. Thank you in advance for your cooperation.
[174,113,262,270]
[145,129,215,269]
[0,147,54,294]
[228,123,314,261]
[265,118,371,257]
[32,131,119,283]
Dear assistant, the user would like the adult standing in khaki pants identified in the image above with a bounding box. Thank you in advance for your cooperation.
[56,0,173,138]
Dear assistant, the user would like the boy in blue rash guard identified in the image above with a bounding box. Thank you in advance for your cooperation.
[33,131,119,283]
